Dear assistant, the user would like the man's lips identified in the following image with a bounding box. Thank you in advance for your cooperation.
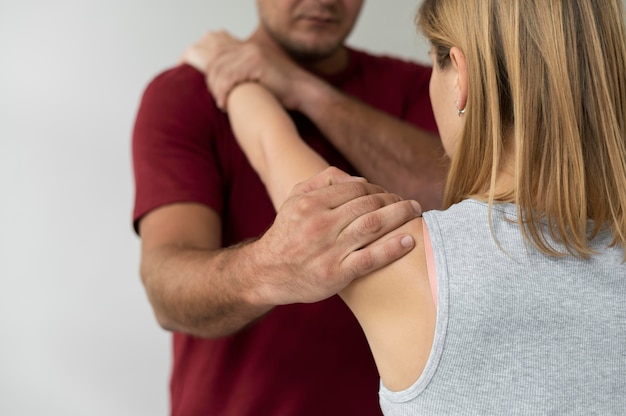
[296,13,339,25]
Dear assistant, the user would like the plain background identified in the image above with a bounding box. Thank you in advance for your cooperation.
[0,1,429,414]
[3,1,625,415]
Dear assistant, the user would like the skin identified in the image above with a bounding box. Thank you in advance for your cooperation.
[181,0,449,207]
[221,78,437,391]
[208,41,471,391]
[429,46,467,158]
[255,0,362,67]
[138,0,424,338]
[140,174,421,337]
[429,46,515,196]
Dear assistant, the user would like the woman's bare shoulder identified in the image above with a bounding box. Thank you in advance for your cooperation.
[341,217,429,306]
[340,217,437,391]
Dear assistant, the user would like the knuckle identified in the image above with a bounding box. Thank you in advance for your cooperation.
[325,166,343,179]
[363,194,387,211]
[335,181,366,201]
[348,251,375,279]
[361,212,384,234]
[397,200,419,220]
[342,195,383,225]
[350,181,370,195]
[289,197,333,235]
[315,167,337,187]
[294,194,317,214]
[380,238,401,260]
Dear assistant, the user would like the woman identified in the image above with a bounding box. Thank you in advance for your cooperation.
[183,0,626,413]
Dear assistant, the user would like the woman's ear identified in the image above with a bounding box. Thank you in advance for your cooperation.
[449,47,468,112]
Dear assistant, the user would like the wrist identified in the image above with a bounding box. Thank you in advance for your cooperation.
[237,237,281,309]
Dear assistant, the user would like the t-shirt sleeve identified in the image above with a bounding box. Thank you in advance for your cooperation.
[131,64,224,234]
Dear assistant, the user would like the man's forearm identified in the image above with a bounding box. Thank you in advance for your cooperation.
[296,78,448,210]
[141,240,272,339]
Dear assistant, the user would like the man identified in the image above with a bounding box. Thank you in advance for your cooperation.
[132,0,446,414]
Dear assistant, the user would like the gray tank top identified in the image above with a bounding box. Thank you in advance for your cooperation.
[379,199,626,415]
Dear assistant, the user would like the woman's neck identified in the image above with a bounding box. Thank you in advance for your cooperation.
[470,139,516,203]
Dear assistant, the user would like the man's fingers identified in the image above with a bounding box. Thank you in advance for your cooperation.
[341,233,416,281]
[180,30,244,78]
[338,192,417,222]
[337,200,422,249]
[180,46,202,71]
[208,50,254,109]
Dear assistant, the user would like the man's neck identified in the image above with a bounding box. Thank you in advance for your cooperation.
[299,48,350,76]
[248,28,350,76]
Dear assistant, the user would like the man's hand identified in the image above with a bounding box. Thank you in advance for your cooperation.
[180,31,448,206]
[248,167,422,306]
[138,167,421,338]
[180,30,241,78]
[180,30,311,110]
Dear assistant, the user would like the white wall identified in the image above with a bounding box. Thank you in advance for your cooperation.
[3,1,625,414]
[0,1,425,415]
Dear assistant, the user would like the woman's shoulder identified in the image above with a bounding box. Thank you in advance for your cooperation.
[341,217,429,308]
[340,217,437,392]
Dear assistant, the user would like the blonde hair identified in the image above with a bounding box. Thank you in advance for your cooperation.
[418,0,626,259]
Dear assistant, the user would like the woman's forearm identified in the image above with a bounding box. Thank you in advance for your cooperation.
[227,83,329,209]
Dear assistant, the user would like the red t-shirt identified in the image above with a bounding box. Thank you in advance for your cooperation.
[132,48,436,416]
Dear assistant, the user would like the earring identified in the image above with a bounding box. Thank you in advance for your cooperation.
[456,100,466,117]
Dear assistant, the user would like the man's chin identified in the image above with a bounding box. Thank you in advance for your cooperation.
[283,42,343,63]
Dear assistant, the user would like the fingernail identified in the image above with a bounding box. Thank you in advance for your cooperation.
[410,200,422,215]
[400,235,414,248]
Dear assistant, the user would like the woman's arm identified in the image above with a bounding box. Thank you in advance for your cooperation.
[226,82,436,392]
[341,218,436,391]
[227,82,328,209]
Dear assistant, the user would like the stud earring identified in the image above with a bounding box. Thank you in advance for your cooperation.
[456,100,466,117]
